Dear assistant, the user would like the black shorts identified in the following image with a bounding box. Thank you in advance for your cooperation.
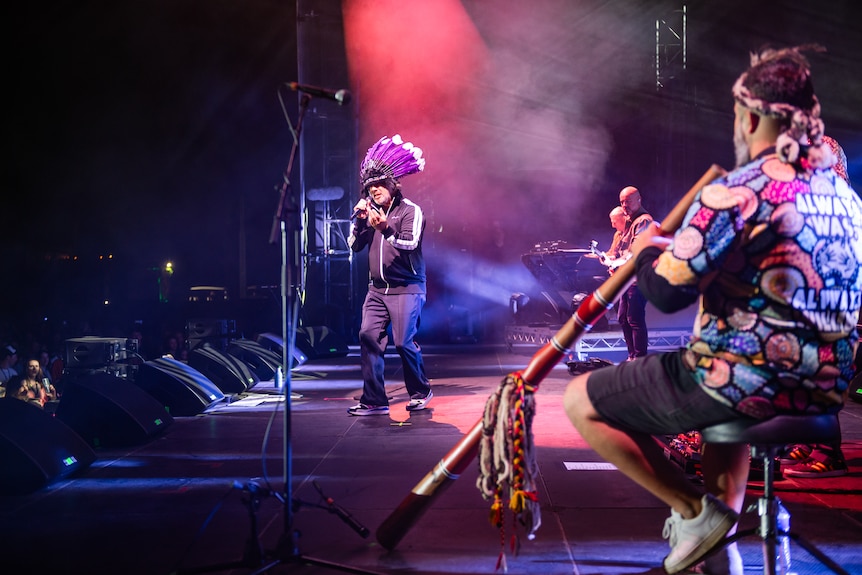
[586,350,745,435]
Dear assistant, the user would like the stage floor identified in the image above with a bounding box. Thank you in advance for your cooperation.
[2,344,860,574]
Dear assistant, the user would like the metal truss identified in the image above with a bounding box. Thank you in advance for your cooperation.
[655,3,686,90]
[504,324,692,361]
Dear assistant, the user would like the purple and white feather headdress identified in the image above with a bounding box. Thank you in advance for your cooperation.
[359,134,425,190]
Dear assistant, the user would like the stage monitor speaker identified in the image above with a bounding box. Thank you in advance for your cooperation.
[55,372,174,448]
[188,344,259,394]
[227,339,281,381]
[134,357,225,416]
[256,332,308,368]
[294,326,350,360]
[0,400,97,495]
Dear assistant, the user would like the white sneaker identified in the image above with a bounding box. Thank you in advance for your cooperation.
[347,403,389,416]
[406,389,433,411]
[663,494,738,574]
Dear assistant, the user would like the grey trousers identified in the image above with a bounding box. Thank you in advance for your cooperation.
[358,291,431,406]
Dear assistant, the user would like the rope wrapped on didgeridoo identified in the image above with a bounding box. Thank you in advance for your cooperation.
[477,371,540,570]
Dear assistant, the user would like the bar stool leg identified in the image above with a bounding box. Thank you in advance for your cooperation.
[750,445,849,575]
[752,445,781,574]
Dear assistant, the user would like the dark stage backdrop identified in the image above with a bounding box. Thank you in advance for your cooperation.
[4,0,861,347]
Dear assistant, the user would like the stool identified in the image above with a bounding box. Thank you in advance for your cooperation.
[701,414,849,575]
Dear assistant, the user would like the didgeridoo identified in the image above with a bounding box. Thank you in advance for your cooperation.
[376,164,726,551]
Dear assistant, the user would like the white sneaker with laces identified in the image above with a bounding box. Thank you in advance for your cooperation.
[347,403,389,416]
[663,494,738,574]
[406,389,433,411]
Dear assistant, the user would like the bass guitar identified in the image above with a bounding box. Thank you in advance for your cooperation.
[589,239,631,271]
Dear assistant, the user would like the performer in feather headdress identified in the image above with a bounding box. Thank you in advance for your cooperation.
[347,135,433,416]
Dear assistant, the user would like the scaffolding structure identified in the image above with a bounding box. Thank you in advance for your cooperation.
[296,0,359,339]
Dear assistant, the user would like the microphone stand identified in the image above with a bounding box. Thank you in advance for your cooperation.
[267,90,307,566]
[178,91,378,575]
[262,92,380,575]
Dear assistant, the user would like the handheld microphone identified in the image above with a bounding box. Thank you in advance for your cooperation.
[287,82,351,106]
[349,200,382,221]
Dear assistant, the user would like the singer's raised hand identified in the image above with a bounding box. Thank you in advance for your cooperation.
[368,208,388,232]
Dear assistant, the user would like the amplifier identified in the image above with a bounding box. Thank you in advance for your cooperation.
[65,337,137,369]
[851,328,861,403]
[654,432,702,480]
[850,371,862,404]
[186,318,236,351]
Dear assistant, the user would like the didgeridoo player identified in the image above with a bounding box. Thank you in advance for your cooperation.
[563,45,861,575]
